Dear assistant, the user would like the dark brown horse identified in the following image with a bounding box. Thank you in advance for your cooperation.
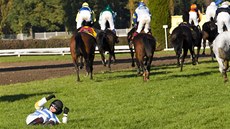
[96,29,119,70]
[202,19,218,61]
[190,24,202,63]
[132,33,156,81]
[70,30,96,81]
[171,25,196,71]
[127,27,137,67]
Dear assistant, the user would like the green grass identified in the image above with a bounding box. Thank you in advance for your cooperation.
[1,54,230,129]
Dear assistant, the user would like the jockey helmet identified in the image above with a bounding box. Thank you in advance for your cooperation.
[210,2,216,6]
[105,5,111,10]
[82,2,89,7]
[221,1,229,6]
[190,4,197,10]
[138,1,145,7]
[50,99,63,115]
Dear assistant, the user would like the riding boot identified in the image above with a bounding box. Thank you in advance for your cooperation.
[133,32,138,37]
[132,32,138,40]
[29,117,44,125]
[112,29,116,34]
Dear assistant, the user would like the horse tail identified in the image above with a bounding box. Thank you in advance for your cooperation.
[75,32,82,55]
[143,35,156,57]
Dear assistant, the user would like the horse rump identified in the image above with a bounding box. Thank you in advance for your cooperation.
[213,31,230,82]
[70,31,96,82]
[133,33,156,81]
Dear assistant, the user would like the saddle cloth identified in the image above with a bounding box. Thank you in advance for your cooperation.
[79,26,97,38]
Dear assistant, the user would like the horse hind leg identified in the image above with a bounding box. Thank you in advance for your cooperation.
[108,53,112,71]
[100,51,106,66]
[73,58,80,82]
[180,49,189,72]
[223,60,229,83]
[130,48,135,67]
[143,56,153,81]
[79,56,84,69]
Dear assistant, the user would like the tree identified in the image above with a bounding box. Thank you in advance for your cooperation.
[148,0,172,50]
[0,0,13,34]
[7,0,65,35]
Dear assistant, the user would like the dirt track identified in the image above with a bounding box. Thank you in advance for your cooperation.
[0,54,208,85]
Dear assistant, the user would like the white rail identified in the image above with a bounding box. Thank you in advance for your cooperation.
[0,45,131,57]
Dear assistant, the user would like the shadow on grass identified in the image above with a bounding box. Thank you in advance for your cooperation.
[0,92,55,102]
[171,71,218,78]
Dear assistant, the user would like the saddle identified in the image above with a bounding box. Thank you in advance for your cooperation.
[79,26,97,38]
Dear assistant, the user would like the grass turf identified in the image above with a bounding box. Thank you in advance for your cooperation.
[1,55,230,129]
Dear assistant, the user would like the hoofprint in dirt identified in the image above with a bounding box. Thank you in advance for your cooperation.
[0,53,210,85]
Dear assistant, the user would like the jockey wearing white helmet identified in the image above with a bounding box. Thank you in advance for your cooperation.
[133,1,151,36]
[205,2,217,22]
[215,1,230,33]
[76,2,96,29]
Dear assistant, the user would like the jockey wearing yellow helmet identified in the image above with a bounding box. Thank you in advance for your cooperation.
[76,2,96,29]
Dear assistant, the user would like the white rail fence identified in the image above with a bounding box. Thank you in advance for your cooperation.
[0,45,131,57]
[1,28,131,40]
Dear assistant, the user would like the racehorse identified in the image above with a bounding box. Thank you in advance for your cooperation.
[202,19,218,61]
[190,24,202,63]
[96,29,119,70]
[132,33,156,81]
[70,30,96,82]
[171,25,196,71]
[213,31,230,83]
[127,27,137,67]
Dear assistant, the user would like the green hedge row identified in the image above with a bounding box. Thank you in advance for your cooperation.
[0,39,70,49]
[0,37,128,50]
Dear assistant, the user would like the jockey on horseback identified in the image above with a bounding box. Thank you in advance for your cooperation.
[215,1,230,33]
[189,4,202,27]
[132,1,151,37]
[76,2,97,38]
[99,5,117,34]
[76,2,96,29]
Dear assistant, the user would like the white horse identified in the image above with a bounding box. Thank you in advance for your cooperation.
[213,31,230,82]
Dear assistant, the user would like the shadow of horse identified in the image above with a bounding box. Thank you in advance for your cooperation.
[96,29,119,70]
[170,25,196,71]
[202,19,218,61]
[133,33,156,81]
[70,30,96,82]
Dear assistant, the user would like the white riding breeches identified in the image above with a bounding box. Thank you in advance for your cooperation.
[99,11,115,30]
[136,14,151,33]
[76,10,91,29]
[189,12,199,26]
[205,6,217,22]
[217,12,230,33]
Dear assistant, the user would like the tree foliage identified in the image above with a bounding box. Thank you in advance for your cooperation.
[149,0,171,50]
[7,0,65,34]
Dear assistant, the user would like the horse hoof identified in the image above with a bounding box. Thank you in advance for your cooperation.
[224,78,228,83]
